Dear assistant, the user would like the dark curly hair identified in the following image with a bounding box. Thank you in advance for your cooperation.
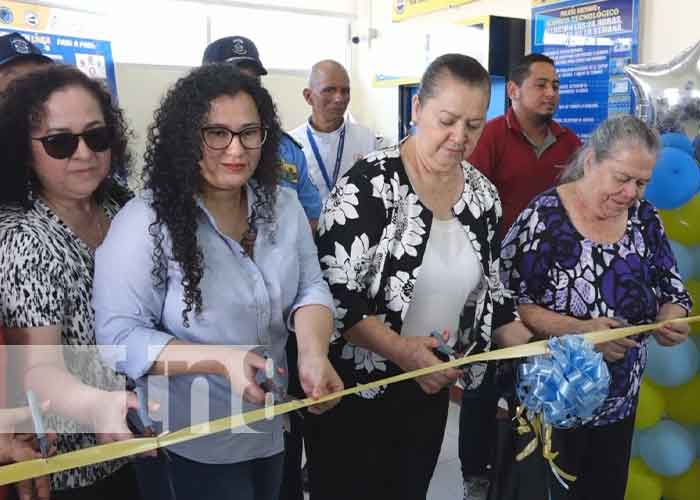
[0,64,132,208]
[143,63,282,326]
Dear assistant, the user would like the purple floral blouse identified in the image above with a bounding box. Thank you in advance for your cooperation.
[500,188,692,425]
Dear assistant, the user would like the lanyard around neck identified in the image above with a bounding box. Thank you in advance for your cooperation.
[306,124,346,191]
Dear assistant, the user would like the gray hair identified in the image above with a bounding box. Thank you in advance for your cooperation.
[559,115,660,184]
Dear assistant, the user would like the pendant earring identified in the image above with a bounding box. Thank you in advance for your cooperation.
[241,224,258,259]
[26,176,36,202]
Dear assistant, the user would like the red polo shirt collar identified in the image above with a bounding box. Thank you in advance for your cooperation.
[504,106,566,138]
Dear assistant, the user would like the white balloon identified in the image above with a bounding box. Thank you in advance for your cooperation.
[625,40,700,135]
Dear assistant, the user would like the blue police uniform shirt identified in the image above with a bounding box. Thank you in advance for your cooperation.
[278,133,321,220]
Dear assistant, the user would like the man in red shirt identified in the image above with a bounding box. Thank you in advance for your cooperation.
[459,54,581,500]
[469,53,582,238]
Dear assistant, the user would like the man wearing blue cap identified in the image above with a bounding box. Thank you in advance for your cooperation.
[203,36,322,230]
[0,32,52,91]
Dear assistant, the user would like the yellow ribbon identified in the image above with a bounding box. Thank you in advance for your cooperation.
[542,422,577,485]
[0,316,697,486]
[514,406,577,487]
[514,406,540,462]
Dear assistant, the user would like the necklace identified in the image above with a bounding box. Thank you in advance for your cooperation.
[42,196,107,250]
[238,190,257,259]
[240,225,257,259]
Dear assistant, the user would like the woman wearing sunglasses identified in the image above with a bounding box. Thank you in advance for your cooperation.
[0,65,144,499]
[92,64,342,500]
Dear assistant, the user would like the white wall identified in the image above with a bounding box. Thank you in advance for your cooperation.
[352,0,531,146]
[638,0,700,64]
[115,63,189,178]
[115,63,310,176]
[72,0,700,173]
[23,0,357,178]
[350,0,700,146]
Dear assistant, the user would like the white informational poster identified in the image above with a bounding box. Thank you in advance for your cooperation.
[372,20,489,87]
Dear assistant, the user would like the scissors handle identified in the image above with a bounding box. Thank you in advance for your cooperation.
[135,386,155,430]
[26,391,49,458]
[430,330,455,357]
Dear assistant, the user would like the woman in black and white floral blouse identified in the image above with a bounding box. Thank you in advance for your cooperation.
[305,54,532,500]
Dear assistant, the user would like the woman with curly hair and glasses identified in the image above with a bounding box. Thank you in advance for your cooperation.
[0,65,142,499]
[93,63,343,500]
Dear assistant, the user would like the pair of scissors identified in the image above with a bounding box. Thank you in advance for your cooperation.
[430,330,477,374]
[257,357,304,421]
[126,386,162,436]
[26,391,49,460]
[126,386,178,500]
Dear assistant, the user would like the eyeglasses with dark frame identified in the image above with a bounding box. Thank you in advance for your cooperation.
[201,125,268,151]
[31,126,113,160]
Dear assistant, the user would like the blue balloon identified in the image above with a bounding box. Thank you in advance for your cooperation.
[670,240,695,280]
[639,419,696,476]
[661,132,695,156]
[645,147,700,210]
[645,336,700,387]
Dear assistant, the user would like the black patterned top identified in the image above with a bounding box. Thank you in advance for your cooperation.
[316,145,517,398]
[0,196,128,491]
[500,188,692,425]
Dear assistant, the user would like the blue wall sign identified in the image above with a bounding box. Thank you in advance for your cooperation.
[532,0,639,139]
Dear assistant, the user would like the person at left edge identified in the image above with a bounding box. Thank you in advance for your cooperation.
[93,63,343,500]
[0,65,143,500]
[203,35,321,231]
[0,30,53,500]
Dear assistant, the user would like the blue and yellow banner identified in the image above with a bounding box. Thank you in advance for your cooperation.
[392,0,477,22]
[0,1,117,98]
[0,1,51,31]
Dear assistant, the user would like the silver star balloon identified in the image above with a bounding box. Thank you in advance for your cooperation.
[625,39,700,134]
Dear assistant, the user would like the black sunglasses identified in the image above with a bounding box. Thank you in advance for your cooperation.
[32,126,112,160]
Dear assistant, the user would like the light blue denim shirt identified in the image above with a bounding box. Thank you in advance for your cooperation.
[93,184,333,464]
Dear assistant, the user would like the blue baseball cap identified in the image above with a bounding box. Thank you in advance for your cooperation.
[202,36,267,76]
[0,32,52,68]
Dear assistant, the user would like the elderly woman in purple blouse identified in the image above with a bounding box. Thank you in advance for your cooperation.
[500,115,692,500]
